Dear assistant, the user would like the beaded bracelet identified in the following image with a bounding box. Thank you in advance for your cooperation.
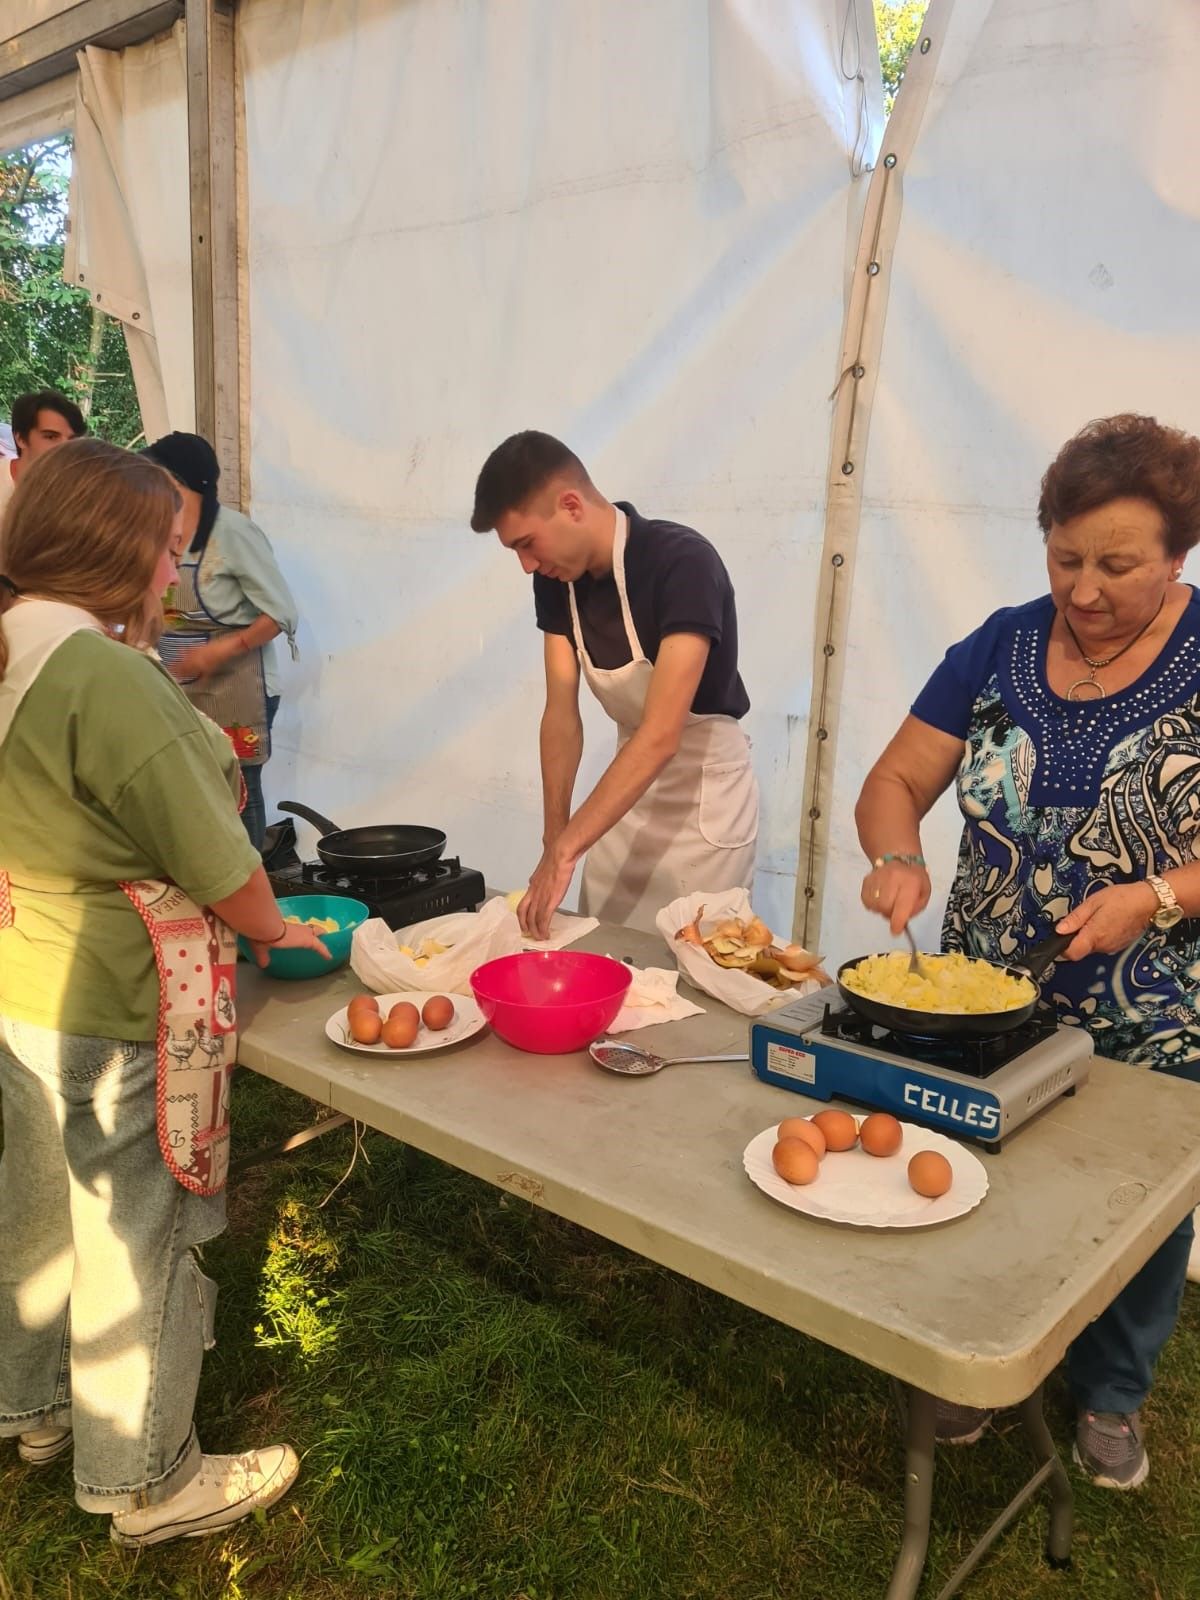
[872,853,926,870]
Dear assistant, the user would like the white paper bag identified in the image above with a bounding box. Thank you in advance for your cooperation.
[655,888,828,1017]
[351,895,522,996]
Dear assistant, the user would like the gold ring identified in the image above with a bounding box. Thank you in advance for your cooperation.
[872,889,881,901]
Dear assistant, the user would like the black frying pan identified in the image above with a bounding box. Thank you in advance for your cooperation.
[836,931,1075,1038]
[278,802,446,879]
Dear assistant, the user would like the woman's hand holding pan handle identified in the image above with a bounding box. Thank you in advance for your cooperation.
[1055,882,1161,960]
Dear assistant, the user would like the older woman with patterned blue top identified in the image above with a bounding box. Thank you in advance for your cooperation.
[855,412,1200,1491]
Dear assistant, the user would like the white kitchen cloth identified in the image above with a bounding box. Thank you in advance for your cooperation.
[608,965,706,1033]
[523,910,600,950]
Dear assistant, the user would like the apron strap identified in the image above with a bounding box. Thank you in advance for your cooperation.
[608,507,645,661]
[566,506,644,670]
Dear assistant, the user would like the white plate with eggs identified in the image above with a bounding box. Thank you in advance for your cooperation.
[326,991,486,1056]
[743,1115,988,1229]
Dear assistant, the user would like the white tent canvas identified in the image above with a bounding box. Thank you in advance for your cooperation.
[236,0,875,933]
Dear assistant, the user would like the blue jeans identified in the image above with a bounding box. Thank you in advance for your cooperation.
[0,1018,226,1512]
[1067,1054,1200,1414]
[240,693,280,852]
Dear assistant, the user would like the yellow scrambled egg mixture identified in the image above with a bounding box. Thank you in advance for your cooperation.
[842,950,1035,1013]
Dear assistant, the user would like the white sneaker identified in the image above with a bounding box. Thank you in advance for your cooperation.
[110,1444,299,1548]
[17,1425,72,1466]
[1187,1207,1200,1284]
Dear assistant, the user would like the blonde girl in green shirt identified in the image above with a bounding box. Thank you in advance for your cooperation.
[0,439,325,1545]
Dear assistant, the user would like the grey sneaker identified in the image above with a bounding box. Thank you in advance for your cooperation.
[1072,1410,1149,1490]
[935,1401,994,1445]
[17,1426,72,1466]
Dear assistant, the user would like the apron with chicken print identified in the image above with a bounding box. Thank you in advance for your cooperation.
[0,600,238,1195]
[568,510,759,933]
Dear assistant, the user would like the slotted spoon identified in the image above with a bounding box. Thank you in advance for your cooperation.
[589,1039,749,1076]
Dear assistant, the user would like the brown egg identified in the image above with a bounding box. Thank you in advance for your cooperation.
[421,994,455,1031]
[347,994,379,1016]
[771,1137,820,1186]
[860,1112,904,1158]
[382,1007,420,1049]
[908,1150,953,1198]
[349,1009,383,1045]
[777,1116,827,1159]
[811,1109,859,1152]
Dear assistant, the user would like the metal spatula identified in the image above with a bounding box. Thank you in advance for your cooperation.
[589,1040,749,1076]
[901,924,926,977]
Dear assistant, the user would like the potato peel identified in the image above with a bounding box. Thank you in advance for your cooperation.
[674,909,829,991]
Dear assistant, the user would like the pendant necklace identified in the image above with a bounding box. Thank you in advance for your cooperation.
[1060,594,1165,702]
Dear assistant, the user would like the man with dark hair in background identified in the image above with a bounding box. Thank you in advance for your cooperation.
[472,430,759,937]
[1,390,87,520]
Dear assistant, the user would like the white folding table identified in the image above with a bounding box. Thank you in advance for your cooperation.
[236,924,1200,1598]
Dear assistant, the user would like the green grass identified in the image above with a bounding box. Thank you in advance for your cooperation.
[2,1071,1199,1600]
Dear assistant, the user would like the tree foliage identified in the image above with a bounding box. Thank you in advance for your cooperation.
[875,1,927,115]
[0,136,142,447]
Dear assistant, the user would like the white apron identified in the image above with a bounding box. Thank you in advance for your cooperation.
[570,511,759,932]
[0,600,239,1195]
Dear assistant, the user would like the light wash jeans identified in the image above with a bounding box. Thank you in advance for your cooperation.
[0,1017,226,1512]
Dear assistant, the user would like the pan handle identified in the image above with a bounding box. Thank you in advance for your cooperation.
[276,801,342,837]
[1011,929,1075,982]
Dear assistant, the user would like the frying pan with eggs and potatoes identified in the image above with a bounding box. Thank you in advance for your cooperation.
[836,930,1076,1038]
[278,802,446,879]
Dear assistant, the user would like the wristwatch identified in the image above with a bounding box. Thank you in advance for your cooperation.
[1146,875,1185,930]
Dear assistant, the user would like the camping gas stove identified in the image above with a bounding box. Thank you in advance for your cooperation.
[750,989,1092,1148]
[265,856,486,929]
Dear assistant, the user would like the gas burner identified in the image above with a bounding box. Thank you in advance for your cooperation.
[749,987,1092,1145]
[819,1004,1060,1080]
[265,856,486,928]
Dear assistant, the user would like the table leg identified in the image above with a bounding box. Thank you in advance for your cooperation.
[885,1386,936,1600]
[229,1112,353,1176]
[919,1385,1075,1600]
[1015,1387,1073,1568]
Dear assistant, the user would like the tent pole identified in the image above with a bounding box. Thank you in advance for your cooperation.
[185,0,242,505]
[791,0,956,949]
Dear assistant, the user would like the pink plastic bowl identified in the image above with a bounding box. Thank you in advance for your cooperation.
[469,950,633,1055]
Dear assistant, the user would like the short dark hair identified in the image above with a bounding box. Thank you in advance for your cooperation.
[11,389,87,451]
[1038,413,1200,558]
[470,431,594,531]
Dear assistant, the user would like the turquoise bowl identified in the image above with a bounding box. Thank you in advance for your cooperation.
[239,894,370,980]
